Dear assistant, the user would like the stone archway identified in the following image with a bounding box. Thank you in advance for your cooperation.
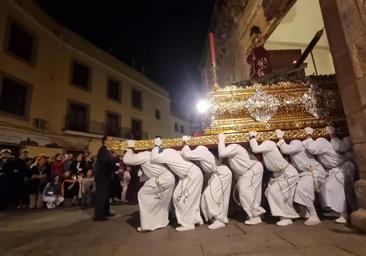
[319,0,366,231]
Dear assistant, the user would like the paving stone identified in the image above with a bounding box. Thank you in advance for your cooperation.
[200,231,295,256]
[238,245,353,256]
[114,240,203,256]
[1,205,366,256]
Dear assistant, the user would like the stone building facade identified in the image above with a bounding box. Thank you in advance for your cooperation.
[204,0,366,231]
[0,0,189,156]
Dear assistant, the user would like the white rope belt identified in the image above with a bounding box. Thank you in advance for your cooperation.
[277,162,293,203]
[207,167,226,217]
[176,164,194,204]
[233,161,259,207]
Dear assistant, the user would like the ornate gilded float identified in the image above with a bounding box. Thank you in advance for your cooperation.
[108,76,347,152]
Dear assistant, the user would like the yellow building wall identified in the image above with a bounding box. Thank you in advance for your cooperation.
[265,0,335,75]
[0,0,172,146]
[23,145,64,158]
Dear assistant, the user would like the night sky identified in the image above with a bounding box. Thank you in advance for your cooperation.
[38,0,216,119]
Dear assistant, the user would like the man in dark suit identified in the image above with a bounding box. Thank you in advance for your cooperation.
[94,136,116,221]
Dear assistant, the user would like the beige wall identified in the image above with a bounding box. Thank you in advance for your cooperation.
[266,0,335,75]
[170,115,192,138]
[0,0,172,149]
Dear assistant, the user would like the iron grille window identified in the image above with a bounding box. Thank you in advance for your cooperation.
[107,78,121,102]
[71,61,91,89]
[155,109,161,120]
[67,103,88,132]
[131,119,142,140]
[0,77,28,117]
[106,112,120,137]
[131,89,142,110]
[7,20,36,63]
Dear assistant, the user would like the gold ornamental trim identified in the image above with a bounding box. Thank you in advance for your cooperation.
[108,127,330,153]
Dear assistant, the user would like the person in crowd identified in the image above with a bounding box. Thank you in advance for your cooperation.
[1,149,24,209]
[84,154,94,173]
[181,136,232,230]
[94,136,116,221]
[12,150,30,209]
[276,129,326,225]
[52,153,64,178]
[150,137,203,231]
[123,139,175,232]
[63,154,73,174]
[80,169,95,206]
[120,164,131,204]
[61,171,80,206]
[29,155,50,209]
[20,149,31,162]
[110,152,123,205]
[43,175,64,209]
[0,149,12,210]
[70,153,85,176]
[217,133,265,225]
[303,127,355,223]
[249,131,299,226]
[327,126,358,212]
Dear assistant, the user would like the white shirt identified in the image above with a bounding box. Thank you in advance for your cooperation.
[218,141,258,175]
[181,145,219,174]
[331,136,355,162]
[249,139,289,173]
[150,147,194,178]
[278,139,326,181]
[302,137,345,170]
[123,149,169,178]
[331,137,352,153]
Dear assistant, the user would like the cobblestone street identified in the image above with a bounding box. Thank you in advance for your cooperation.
[1,204,365,256]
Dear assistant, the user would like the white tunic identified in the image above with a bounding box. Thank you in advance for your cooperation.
[278,139,326,210]
[181,145,232,223]
[218,142,258,176]
[331,136,358,211]
[278,139,326,183]
[123,149,175,231]
[302,138,344,170]
[218,142,265,218]
[151,147,203,226]
[331,136,354,161]
[250,139,299,219]
[302,137,347,214]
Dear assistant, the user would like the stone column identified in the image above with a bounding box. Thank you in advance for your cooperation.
[319,0,366,231]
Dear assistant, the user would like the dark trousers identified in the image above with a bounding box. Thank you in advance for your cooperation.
[111,173,122,199]
[8,172,24,205]
[94,175,112,219]
[0,174,8,210]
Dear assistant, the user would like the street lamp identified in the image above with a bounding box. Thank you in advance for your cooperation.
[196,99,210,114]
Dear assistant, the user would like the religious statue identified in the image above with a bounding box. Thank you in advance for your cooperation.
[246,26,272,79]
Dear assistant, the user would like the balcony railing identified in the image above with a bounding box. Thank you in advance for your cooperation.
[63,116,147,139]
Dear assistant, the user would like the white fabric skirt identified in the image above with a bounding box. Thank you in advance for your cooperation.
[138,171,175,230]
[294,172,320,210]
[266,165,299,219]
[173,165,203,226]
[236,162,265,218]
[201,164,232,224]
[319,163,353,214]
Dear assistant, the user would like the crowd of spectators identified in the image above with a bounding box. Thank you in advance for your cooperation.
[0,148,133,211]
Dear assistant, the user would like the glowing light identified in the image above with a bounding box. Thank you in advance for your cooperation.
[196,100,210,113]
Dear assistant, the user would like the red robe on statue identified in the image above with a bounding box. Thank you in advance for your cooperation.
[246,37,272,79]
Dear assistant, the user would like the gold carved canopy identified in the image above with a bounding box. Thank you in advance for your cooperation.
[108,78,347,153]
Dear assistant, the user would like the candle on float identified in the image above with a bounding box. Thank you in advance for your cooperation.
[209,32,216,67]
